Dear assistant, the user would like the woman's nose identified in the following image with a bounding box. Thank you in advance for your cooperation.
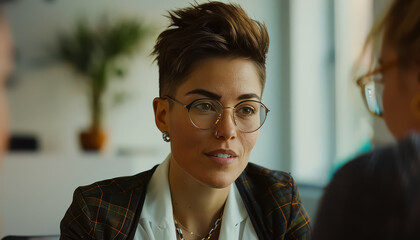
[214,109,237,140]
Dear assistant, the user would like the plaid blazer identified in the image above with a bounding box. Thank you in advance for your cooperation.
[60,162,311,240]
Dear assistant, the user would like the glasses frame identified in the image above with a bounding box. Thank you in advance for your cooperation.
[356,60,398,117]
[164,95,270,133]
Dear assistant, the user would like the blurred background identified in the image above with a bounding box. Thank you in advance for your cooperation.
[0,0,393,237]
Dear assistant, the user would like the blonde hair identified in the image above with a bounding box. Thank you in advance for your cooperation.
[358,0,420,72]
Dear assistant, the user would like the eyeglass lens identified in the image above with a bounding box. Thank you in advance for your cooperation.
[188,99,267,132]
[363,73,384,116]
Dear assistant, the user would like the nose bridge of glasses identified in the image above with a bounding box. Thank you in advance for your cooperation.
[215,107,236,126]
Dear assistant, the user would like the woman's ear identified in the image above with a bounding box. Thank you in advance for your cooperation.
[153,97,169,133]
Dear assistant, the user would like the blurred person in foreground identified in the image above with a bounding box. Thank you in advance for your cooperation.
[0,9,13,159]
[313,0,420,239]
[60,2,310,240]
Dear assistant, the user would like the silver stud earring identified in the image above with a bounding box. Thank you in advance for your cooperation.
[162,131,170,142]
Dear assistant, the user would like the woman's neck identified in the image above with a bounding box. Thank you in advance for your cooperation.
[169,159,229,237]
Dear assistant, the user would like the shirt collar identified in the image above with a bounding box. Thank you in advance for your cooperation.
[140,154,173,228]
[219,178,248,232]
[140,154,248,230]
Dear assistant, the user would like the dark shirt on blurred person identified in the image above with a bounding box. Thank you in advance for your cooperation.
[313,133,420,240]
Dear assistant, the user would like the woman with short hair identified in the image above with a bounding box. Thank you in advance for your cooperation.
[60,2,311,240]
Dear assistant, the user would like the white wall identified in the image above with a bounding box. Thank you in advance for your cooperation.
[290,0,332,183]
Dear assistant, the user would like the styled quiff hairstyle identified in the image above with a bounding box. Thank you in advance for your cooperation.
[360,0,420,69]
[152,1,269,97]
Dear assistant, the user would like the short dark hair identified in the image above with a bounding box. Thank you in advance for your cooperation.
[152,2,269,97]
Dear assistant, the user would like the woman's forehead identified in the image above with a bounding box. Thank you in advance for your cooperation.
[179,57,261,90]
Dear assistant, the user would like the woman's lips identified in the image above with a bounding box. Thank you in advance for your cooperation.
[205,149,238,165]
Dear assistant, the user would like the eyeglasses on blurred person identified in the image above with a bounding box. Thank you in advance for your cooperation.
[356,59,398,117]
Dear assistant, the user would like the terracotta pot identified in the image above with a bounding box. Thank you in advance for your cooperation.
[79,128,107,152]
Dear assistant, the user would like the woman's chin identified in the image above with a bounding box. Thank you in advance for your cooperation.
[195,173,238,189]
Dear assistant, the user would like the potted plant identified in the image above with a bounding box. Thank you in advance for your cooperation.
[56,17,150,151]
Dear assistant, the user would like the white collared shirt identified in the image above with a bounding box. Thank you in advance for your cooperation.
[134,155,258,240]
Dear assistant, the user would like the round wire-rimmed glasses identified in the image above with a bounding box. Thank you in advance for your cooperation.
[164,95,270,133]
[356,60,397,117]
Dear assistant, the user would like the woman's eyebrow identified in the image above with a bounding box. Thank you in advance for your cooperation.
[185,89,221,100]
[185,89,260,101]
[237,93,260,101]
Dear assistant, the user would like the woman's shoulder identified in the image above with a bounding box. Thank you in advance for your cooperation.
[237,162,297,197]
[75,165,158,200]
[61,165,159,239]
[243,162,293,183]
[236,162,311,239]
[313,133,420,239]
[336,132,420,180]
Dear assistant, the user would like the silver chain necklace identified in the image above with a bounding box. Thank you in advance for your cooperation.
[174,213,223,240]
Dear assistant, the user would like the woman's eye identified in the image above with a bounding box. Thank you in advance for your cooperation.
[194,102,215,112]
[237,106,255,116]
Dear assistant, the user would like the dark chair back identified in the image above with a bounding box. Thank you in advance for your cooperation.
[2,236,59,240]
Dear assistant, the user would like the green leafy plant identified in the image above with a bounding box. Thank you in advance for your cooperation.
[56,17,150,130]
